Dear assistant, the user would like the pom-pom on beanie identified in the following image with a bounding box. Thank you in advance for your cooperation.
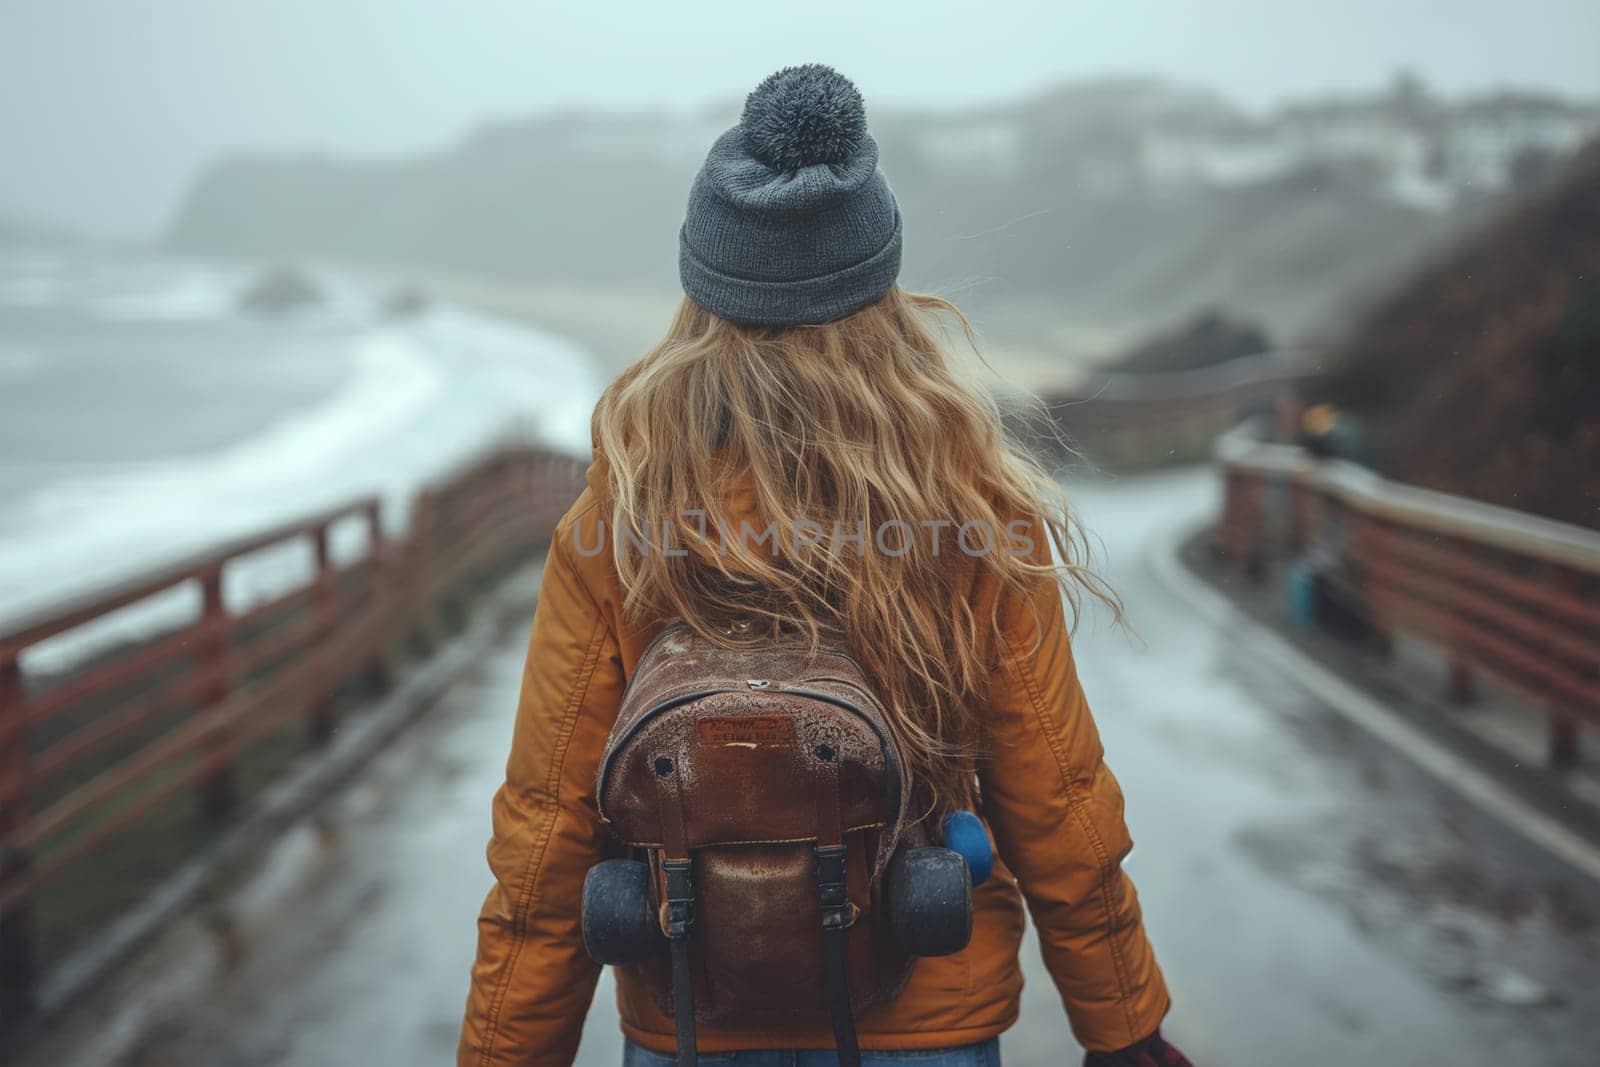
[679,65,903,327]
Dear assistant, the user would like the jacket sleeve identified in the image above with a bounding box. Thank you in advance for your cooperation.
[458,530,625,1067]
[976,560,1171,1053]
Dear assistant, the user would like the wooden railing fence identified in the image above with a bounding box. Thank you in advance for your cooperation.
[0,444,587,1013]
[1041,350,1308,467]
[1217,426,1600,769]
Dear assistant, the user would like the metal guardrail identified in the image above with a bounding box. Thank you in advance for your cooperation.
[0,443,588,1011]
[1216,423,1600,769]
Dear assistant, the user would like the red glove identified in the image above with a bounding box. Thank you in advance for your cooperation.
[1082,1029,1194,1067]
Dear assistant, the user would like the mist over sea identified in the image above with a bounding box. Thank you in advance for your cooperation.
[0,248,600,651]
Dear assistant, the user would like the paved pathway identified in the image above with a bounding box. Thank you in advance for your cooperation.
[25,468,1600,1066]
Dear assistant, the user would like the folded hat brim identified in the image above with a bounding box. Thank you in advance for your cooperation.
[679,208,903,328]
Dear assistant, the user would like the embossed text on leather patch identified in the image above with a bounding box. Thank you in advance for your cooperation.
[697,716,794,747]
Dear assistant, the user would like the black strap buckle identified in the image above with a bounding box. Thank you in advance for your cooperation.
[662,858,695,939]
[815,845,852,930]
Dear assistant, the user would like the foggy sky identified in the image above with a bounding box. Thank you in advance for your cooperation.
[4,0,1597,240]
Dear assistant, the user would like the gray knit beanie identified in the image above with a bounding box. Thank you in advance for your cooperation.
[679,65,902,327]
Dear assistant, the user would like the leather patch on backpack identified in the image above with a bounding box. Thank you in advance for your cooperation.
[697,716,794,747]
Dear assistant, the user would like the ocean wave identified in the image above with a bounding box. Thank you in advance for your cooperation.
[1,303,602,669]
[90,271,245,322]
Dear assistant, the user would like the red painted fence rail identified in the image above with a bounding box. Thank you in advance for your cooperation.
[0,443,587,1012]
[1216,426,1600,769]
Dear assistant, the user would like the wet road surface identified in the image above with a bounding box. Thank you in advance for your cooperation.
[24,467,1600,1066]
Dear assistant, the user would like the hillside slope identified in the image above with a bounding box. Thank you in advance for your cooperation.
[166,77,1593,361]
[1318,141,1600,528]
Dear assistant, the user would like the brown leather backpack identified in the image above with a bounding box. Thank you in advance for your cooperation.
[585,621,971,1067]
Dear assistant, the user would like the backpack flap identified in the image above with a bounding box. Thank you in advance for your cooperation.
[592,623,918,1036]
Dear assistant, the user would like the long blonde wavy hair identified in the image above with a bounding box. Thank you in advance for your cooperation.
[591,285,1114,810]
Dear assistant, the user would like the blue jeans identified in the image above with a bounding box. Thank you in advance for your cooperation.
[622,1038,1001,1067]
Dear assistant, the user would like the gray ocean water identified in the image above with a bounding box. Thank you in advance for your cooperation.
[0,252,355,511]
[0,248,600,645]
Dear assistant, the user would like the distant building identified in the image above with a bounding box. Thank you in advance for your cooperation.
[1135,74,1598,209]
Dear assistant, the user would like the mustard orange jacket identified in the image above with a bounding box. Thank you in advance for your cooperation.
[458,468,1171,1065]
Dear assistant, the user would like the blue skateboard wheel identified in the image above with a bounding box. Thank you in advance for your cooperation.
[940,810,992,887]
